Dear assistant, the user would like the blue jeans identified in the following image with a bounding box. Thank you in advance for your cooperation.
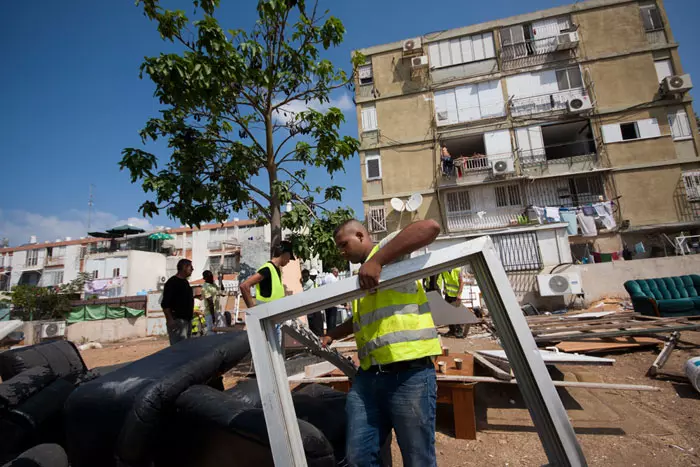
[346,366,437,467]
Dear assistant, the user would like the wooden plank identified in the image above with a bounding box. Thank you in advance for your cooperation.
[469,350,512,380]
[281,319,357,377]
[534,322,700,343]
[292,375,660,391]
[555,337,662,353]
[478,349,615,366]
[304,361,337,378]
[451,384,477,440]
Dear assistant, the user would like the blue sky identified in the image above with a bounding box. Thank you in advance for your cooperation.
[1,0,698,246]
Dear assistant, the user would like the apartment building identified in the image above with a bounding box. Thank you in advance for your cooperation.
[354,0,699,271]
[0,220,271,296]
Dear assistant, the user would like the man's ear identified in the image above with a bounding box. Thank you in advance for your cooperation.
[355,229,365,243]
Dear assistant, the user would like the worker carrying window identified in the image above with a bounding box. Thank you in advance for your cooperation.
[323,219,442,467]
[437,267,466,338]
[240,240,295,340]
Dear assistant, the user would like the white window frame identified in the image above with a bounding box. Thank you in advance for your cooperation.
[245,237,585,467]
[668,110,692,140]
[26,249,39,267]
[654,59,673,83]
[358,64,373,85]
[555,67,583,91]
[428,32,495,69]
[365,151,382,181]
[367,206,387,233]
[361,104,378,132]
[601,118,661,144]
[640,4,663,32]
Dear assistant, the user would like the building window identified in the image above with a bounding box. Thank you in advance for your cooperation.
[654,59,673,83]
[223,255,239,272]
[668,110,692,140]
[434,78,505,125]
[112,268,120,278]
[620,122,640,141]
[495,185,522,207]
[555,67,583,91]
[368,206,387,233]
[682,171,700,202]
[358,64,373,85]
[365,151,382,181]
[361,104,378,131]
[492,231,543,272]
[92,270,99,279]
[427,32,495,68]
[640,4,663,32]
[601,118,661,143]
[26,249,39,267]
[446,190,471,214]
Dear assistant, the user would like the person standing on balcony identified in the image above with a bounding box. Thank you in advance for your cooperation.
[440,145,454,176]
[161,259,194,345]
[240,241,294,340]
[323,219,442,467]
[437,267,466,338]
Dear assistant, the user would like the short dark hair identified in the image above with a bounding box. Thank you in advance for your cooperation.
[302,269,309,275]
[333,219,365,238]
[203,270,214,281]
[177,259,192,272]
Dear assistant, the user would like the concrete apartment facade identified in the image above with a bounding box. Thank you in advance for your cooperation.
[0,220,271,296]
[354,0,700,271]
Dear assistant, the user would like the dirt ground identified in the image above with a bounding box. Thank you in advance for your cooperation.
[78,331,700,466]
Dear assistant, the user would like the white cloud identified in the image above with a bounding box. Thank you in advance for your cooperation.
[274,92,354,124]
[0,209,156,247]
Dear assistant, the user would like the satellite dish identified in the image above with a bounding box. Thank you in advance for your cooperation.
[390,197,406,212]
[405,193,423,212]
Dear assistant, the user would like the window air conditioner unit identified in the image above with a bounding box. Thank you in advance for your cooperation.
[157,275,167,288]
[537,273,583,296]
[556,31,580,50]
[41,321,66,339]
[402,37,423,54]
[489,155,515,176]
[567,95,592,113]
[411,55,429,69]
[662,74,693,94]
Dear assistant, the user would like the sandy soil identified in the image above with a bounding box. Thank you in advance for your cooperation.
[78,330,700,466]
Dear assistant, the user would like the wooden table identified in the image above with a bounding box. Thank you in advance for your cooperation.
[310,353,477,440]
[435,353,476,440]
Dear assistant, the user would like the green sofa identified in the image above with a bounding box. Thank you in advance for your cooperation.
[624,275,700,317]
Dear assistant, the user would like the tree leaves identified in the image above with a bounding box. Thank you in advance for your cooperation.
[122,0,360,257]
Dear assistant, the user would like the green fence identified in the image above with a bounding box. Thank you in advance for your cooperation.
[66,295,147,323]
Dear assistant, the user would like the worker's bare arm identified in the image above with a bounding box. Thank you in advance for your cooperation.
[240,272,265,308]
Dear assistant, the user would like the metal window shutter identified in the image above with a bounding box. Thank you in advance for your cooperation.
[449,38,463,65]
[532,17,562,39]
[455,84,481,122]
[460,36,474,63]
[601,124,623,143]
[637,118,661,139]
[478,80,505,118]
[438,41,452,67]
[654,59,673,83]
[428,43,441,68]
[472,34,485,61]
[484,129,512,156]
[482,32,496,59]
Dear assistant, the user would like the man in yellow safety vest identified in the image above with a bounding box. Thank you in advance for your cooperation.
[437,267,466,338]
[322,219,441,467]
[240,241,294,340]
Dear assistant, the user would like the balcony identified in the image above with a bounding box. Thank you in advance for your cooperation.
[207,239,240,252]
[500,33,578,70]
[45,256,65,267]
[446,207,524,232]
[510,88,588,118]
[87,237,171,256]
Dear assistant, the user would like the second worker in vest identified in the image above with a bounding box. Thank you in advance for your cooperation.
[437,267,466,338]
[323,219,442,467]
[240,241,294,340]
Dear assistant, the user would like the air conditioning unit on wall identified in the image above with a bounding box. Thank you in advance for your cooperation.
[556,31,580,50]
[537,273,583,296]
[662,74,693,95]
[490,156,515,176]
[411,55,429,69]
[402,37,422,54]
[41,321,66,339]
[567,95,592,113]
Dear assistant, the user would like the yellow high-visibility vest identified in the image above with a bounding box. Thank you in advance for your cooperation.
[352,244,442,370]
[437,268,461,298]
[255,262,285,303]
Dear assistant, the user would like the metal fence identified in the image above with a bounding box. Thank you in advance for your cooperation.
[491,231,543,272]
[525,174,606,207]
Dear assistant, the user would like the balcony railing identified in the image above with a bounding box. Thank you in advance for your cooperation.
[510,88,586,117]
[442,153,514,182]
[501,33,579,62]
[446,206,524,232]
[45,256,65,267]
[519,139,597,167]
[645,29,666,45]
[207,239,240,251]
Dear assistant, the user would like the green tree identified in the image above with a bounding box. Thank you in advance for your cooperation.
[285,205,354,271]
[121,0,363,256]
[10,286,71,321]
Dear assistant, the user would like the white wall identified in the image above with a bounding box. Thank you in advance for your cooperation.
[63,245,82,283]
[10,251,26,286]
[126,250,167,295]
[66,316,148,343]
[85,255,129,280]
[190,228,210,280]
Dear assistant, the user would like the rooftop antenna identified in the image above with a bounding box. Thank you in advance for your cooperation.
[87,184,95,230]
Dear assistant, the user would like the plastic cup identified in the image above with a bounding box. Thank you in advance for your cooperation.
[438,361,447,374]
[443,347,450,356]
[454,358,463,370]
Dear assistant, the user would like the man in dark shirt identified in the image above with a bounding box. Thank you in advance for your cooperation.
[161,259,194,345]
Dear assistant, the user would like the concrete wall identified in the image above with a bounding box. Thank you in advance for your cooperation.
[126,250,167,296]
[575,2,647,58]
[614,165,688,226]
[375,93,433,144]
[585,54,659,111]
[65,316,148,343]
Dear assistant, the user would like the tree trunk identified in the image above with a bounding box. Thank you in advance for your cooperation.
[266,112,282,258]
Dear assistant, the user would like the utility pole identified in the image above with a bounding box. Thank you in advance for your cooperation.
[87,184,95,230]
